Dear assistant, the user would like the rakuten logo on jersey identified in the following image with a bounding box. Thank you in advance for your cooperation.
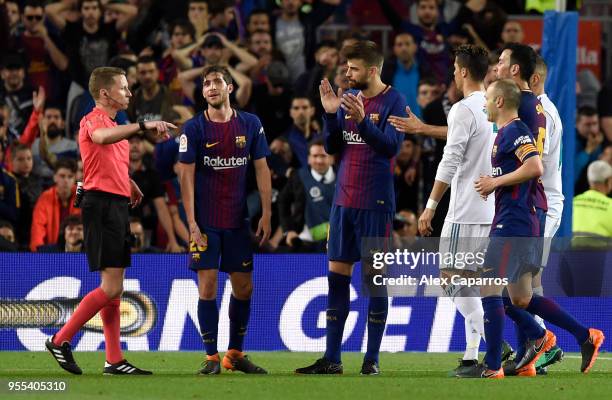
[492,167,503,177]
[343,130,366,145]
[203,156,248,170]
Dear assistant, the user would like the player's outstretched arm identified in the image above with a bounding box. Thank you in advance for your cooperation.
[91,121,176,145]
[254,158,272,246]
[389,106,448,140]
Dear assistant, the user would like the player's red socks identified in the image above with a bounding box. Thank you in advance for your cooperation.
[53,287,111,345]
[100,296,124,364]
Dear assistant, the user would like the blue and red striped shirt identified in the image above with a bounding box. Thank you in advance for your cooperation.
[178,110,270,229]
[491,119,543,236]
[323,86,407,212]
[518,90,548,212]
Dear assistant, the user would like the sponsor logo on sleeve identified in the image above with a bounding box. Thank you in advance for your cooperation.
[179,134,188,153]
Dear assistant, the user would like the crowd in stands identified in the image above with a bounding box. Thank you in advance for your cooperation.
[0,0,610,253]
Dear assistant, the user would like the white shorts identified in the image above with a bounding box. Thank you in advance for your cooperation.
[541,214,561,267]
[439,221,491,271]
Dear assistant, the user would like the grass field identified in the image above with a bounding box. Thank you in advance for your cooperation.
[0,352,610,400]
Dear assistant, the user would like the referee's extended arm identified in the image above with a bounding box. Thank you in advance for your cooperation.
[91,121,177,145]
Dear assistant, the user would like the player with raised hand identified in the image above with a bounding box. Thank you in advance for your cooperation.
[177,65,271,375]
[295,40,407,376]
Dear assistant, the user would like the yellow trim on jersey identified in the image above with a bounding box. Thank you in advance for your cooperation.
[515,144,538,162]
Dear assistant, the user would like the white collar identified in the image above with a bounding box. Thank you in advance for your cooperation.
[311,167,335,183]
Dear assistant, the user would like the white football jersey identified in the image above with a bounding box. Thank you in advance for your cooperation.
[538,93,564,220]
[435,91,495,224]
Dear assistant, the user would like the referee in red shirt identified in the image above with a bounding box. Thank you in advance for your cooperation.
[45,67,176,375]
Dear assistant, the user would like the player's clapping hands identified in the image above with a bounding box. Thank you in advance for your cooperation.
[143,120,177,142]
[319,78,342,114]
[474,175,497,198]
[389,106,425,134]
[340,92,365,123]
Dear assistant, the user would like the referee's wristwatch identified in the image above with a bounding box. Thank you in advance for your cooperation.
[137,117,147,135]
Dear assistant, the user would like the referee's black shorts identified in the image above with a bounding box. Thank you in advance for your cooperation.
[81,190,131,272]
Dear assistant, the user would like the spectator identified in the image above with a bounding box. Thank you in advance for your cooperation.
[278,139,334,252]
[0,219,18,251]
[294,40,338,117]
[128,134,183,252]
[11,143,42,247]
[0,102,9,165]
[454,0,507,51]
[127,56,179,123]
[129,216,161,253]
[392,209,418,247]
[237,29,277,83]
[333,63,349,92]
[598,79,612,144]
[45,0,137,109]
[250,60,293,140]
[575,106,604,194]
[30,158,80,251]
[207,0,237,41]
[159,19,196,104]
[0,53,33,140]
[11,0,68,104]
[5,1,23,37]
[573,160,612,238]
[38,214,83,252]
[408,0,463,27]
[417,77,439,113]
[382,33,430,119]
[272,0,340,81]
[378,0,453,84]
[187,0,209,40]
[32,105,79,182]
[0,163,19,226]
[395,138,419,214]
[283,96,321,169]
[500,20,524,46]
[245,8,271,36]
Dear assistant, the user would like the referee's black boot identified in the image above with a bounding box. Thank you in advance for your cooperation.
[45,336,83,375]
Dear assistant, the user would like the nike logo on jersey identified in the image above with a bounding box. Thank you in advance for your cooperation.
[242,260,253,267]
[206,141,220,148]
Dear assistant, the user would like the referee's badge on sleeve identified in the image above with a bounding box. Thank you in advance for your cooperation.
[179,134,188,152]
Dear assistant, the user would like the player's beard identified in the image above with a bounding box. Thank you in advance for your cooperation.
[349,78,368,91]
[207,93,227,109]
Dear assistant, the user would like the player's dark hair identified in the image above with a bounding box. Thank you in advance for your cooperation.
[577,105,598,118]
[341,40,384,71]
[169,19,196,41]
[54,158,78,174]
[202,65,233,86]
[503,43,537,83]
[455,44,489,82]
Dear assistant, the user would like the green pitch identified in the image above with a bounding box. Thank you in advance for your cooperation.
[0,352,610,400]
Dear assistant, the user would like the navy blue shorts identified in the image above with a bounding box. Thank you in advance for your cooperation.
[327,204,393,263]
[189,224,253,273]
[483,208,546,282]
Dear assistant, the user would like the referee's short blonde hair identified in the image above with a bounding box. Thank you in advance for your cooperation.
[89,67,125,100]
